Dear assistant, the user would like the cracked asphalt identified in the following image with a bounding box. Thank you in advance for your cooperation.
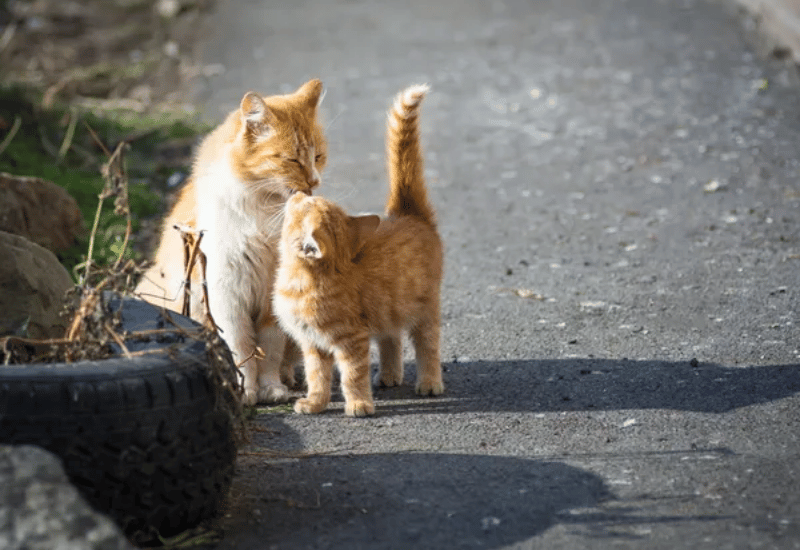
[191,0,800,548]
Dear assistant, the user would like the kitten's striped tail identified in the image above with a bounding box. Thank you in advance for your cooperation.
[385,84,435,225]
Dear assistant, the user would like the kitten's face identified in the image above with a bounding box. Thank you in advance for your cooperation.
[281,194,380,267]
[232,79,327,198]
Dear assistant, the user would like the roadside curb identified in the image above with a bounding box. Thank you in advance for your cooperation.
[721,0,800,62]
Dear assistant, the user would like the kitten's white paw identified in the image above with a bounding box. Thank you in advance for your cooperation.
[294,398,327,414]
[345,399,375,417]
[257,383,290,404]
[416,379,444,397]
[242,389,259,406]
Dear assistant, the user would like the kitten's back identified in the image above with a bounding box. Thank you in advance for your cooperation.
[385,84,435,226]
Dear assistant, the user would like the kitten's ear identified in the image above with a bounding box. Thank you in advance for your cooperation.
[240,91,275,137]
[347,215,380,258]
[295,79,325,109]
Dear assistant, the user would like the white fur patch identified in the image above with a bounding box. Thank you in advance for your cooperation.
[194,154,272,363]
[391,83,429,120]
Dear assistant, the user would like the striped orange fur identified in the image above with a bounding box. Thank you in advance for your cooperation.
[273,84,443,417]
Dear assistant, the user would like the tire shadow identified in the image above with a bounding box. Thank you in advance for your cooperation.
[220,450,616,549]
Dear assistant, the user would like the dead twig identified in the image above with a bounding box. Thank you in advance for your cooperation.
[174,224,219,332]
[104,322,131,359]
[0,22,17,54]
[0,325,210,365]
[83,120,111,157]
[79,136,131,284]
[127,327,204,339]
[196,247,218,331]
[57,106,78,163]
[82,199,104,284]
[159,308,198,339]
[37,122,60,159]
[176,224,204,317]
[0,115,22,157]
[101,142,131,270]
[65,279,109,341]
[236,346,265,369]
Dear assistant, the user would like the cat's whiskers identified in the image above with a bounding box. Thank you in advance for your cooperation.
[322,185,361,210]
[249,175,286,194]
[263,206,287,232]
[324,104,347,131]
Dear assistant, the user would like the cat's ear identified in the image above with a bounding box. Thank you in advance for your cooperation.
[347,215,380,258]
[301,233,323,260]
[295,79,325,110]
[240,91,275,138]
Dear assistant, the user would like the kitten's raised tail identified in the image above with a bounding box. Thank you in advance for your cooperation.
[385,84,435,225]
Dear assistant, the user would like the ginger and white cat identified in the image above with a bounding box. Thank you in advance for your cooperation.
[136,79,327,405]
[273,84,443,417]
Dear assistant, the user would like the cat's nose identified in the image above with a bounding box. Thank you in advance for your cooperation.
[308,168,321,189]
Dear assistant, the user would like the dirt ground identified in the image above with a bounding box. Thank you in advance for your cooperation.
[0,0,216,116]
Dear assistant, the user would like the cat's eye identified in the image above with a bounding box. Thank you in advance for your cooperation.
[315,154,325,162]
[288,158,301,165]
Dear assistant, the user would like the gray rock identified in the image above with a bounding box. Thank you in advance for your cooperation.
[0,444,133,550]
[0,231,74,339]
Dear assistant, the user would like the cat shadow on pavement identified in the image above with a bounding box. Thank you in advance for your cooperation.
[374,358,800,414]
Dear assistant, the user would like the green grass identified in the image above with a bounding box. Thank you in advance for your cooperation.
[0,85,207,279]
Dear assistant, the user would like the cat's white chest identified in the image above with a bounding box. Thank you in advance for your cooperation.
[193,156,264,317]
[196,159,255,252]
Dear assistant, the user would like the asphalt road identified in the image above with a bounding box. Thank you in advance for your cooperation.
[192,0,800,548]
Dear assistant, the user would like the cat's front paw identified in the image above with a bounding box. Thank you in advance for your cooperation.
[294,397,327,414]
[374,372,402,388]
[257,383,290,404]
[416,378,444,397]
[242,388,259,406]
[345,399,375,417]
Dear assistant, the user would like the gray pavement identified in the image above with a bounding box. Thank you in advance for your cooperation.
[193,0,800,548]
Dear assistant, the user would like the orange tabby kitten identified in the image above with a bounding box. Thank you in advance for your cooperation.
[273,84,443,417]
[136,80,327,406]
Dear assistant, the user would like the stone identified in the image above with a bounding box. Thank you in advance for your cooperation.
[0,231,73,339]
[727,0,800,62]
[0,172,83,253]
[0,444,134,550]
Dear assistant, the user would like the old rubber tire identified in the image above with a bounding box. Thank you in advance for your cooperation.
[0,296,238,546]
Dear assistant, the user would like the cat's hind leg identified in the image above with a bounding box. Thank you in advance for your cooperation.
[280,336,303,390]
[410,309,444,396]
[294,345,334,414]
[255,324,291,403]
[335,338,375,417]
[375,332,403,387]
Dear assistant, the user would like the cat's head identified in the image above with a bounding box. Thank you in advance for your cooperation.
[231,79,327,198]
[280,193,380,267]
